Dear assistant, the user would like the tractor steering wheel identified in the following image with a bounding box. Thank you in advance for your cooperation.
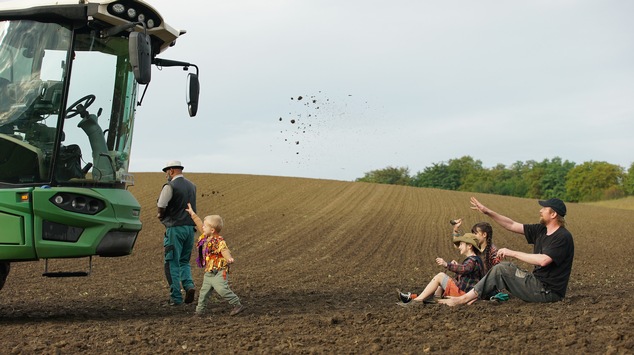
[65,94,96,119]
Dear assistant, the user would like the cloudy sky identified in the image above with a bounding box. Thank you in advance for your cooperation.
[131,0,634,181]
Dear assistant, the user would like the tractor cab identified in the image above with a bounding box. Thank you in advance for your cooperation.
[0,0,199,291]
[0,5,197,186]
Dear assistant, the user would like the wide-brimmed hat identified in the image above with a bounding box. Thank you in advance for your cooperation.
[538,198,566,217]
[162,160,184,172]
[453,233,482,252]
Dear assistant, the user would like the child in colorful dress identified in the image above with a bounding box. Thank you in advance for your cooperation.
[185,203,244,316]
[398,233,484,304]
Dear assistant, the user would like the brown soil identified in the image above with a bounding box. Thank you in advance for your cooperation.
[1,173,633,354]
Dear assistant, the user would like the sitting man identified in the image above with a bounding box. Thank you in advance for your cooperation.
[440,197,574,306]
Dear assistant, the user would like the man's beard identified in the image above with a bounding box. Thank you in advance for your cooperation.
[539,216,546,225]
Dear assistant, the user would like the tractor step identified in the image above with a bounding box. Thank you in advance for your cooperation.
[42,256,92,277]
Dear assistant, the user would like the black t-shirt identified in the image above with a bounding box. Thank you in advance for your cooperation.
[523,224,574,298]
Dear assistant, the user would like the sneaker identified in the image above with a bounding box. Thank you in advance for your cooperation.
[489,292,510,302]
[184,288,195,304]
[229,304,244,316]
[397,289,412,304]
[168,299,182,306]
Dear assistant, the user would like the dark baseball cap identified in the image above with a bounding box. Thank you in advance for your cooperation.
[538,198,567,217]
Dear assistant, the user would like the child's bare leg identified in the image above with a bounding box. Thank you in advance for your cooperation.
[434,286,443,298]
[439,289,478,306]
[412,273,446,302]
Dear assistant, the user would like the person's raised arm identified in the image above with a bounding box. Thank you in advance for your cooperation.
[185,202,203,232]
[451,218,463,237]
[470,197,524,234]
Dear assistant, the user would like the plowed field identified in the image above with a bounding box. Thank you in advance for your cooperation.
[1,173,633,353]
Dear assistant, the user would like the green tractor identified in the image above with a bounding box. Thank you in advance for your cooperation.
[0,0,199,290]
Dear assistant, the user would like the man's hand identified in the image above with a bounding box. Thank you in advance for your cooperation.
[470,197,490,215]
[497,248,515,259]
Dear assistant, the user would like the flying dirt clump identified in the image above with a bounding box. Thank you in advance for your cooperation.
[201,190,223,198]
[277,93,331,161]
[276,92,379,166]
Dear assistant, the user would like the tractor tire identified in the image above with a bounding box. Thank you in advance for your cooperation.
[0,262,10,291]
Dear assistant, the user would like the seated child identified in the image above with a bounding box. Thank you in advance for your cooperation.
[185,203,244,316]
[398,233,484,304]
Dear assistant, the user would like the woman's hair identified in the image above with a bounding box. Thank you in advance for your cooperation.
[203,215,224,232]
[472,222,493,271]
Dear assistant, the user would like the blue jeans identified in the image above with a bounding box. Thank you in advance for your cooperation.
[163,225,195,303]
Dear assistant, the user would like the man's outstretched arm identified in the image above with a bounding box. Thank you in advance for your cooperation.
[498,248,553,267]
[470,197,524,234]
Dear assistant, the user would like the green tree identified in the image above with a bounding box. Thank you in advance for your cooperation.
[523,160,545,198]
[565,161,625,202]
[412,156,483,191]
[461,165,495,194]
[356,166,411,185]
[517,158,575,199]
[411,162,459,190]
[541,157,575,199]
[461,161,530,197]
[626,163,634,196]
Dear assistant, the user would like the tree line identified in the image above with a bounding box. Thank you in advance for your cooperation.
[355,156,634,203]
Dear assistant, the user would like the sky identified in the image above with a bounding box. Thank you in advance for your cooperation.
[130,0,634,181]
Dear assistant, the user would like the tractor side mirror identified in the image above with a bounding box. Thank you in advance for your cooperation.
[129,32,152,84]
[187,73,199,117]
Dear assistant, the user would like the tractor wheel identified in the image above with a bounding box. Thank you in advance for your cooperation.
[0,262,10,291]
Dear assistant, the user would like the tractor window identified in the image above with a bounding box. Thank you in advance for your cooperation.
[0,20,138,187]
[58,31,137,185]
[0,20,71,185]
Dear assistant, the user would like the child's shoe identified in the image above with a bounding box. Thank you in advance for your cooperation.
[397,289,412,304]
[230,304,244,316]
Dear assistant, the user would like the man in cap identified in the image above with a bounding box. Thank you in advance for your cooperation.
[440,197,574,306]
[157,160,197,305]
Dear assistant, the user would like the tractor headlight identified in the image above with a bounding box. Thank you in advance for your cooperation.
[50,193,105,215]
[111,3,125,14]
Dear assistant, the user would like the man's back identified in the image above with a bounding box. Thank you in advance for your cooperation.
[161,176,197,227]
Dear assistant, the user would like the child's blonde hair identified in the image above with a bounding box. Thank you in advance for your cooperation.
[203,215,224,232]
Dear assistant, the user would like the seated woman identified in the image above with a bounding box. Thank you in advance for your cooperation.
[398,233,484,305]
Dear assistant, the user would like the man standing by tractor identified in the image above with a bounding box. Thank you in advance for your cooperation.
[157,160,197,305]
